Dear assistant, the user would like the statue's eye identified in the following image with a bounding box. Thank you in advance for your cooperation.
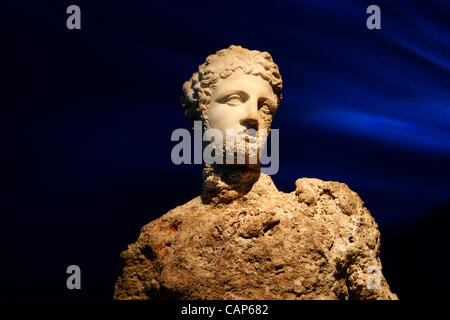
[226,94,243,106]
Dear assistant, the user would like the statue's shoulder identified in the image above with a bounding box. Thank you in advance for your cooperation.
[294,177,368,217]
[138,196,203,237]
[293,177,381,254]
[115,196,203,300]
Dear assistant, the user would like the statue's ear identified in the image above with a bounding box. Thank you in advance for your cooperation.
[181,73,203,125]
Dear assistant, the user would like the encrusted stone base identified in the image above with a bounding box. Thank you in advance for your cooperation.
[114,174,397,300]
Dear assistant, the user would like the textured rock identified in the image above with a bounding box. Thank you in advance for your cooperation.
[114,174,397,300]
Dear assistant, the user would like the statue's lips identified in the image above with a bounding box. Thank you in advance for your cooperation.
[222,133,262,161]
[237,128,259,134]
[226,129,259,140]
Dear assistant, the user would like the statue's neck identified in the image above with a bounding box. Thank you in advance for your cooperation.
[201,163,261,204]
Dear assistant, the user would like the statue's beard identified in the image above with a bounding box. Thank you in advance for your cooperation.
[201,128,269,204]
[208,130,268,166]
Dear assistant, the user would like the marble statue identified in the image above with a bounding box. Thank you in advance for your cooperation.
[114,45,398,300]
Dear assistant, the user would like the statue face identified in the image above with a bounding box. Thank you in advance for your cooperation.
[207,71,277,136]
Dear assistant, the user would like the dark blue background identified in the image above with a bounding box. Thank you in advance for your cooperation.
[2,0,449,299]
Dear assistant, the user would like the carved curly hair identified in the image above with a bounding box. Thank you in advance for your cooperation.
[181,45,283,128]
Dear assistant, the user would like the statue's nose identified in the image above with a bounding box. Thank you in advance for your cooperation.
[240,103,259,130]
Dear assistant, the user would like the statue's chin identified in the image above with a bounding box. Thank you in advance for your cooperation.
[205,133,267,166]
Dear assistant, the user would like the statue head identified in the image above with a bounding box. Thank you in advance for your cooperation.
[181,45,282,202]
[181,45,283,137]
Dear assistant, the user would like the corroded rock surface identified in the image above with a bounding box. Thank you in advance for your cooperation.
[114,174,397,300]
